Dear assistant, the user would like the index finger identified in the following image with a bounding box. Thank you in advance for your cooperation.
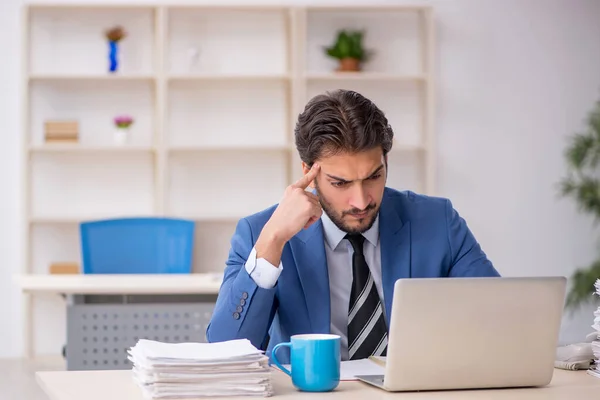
[292,163,320,189]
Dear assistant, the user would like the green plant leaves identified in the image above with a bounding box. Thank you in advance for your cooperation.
[560,98,600,311]
[324,29,371,61]
[566,133,595,170]
[564,260,600,313]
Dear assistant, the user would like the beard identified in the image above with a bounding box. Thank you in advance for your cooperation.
[314,180,379,234]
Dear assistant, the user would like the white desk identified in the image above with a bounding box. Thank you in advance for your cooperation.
[15,273,223,295]
[14,273,224,358]
[36,367,600,400]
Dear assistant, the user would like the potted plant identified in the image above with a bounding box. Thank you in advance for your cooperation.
[105,26,127,73]
[113,115,134,145]
[324,30,371,72]
[559,97,600,312]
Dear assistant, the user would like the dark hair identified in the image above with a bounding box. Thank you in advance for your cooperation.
[294,89,394,166]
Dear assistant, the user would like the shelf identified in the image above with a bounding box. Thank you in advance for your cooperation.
[305,73,426,82]
[390,143,427,153]
[167,7,288,76]
[305,5,431,12]
[167,5,289,11]
[29,145,156,153]
[168,73,291,82]
[386,151,426,193]
[30,224,79,275]
[174,214,246,222]
[306,8,423,77]
[14,273,224,295]
[21,4,435,358]
[30,78,155,147]
[168,144,291,153]
[28,215,248,226]
[29,74,155,82]
[28,6,155,76]
[167,79,288,148]
[30,152,155,218]
[168,151,287,218]
[29,217,88,224]
[30,214,162,225]
[28,4,155,11]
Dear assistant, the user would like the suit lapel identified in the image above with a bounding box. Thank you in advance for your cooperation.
[379,190,411,323]
[289,219,330,334]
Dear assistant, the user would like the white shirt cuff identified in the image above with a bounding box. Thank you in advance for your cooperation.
[244,247,283,289]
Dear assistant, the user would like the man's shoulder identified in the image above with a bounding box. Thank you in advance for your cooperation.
[384,187,460,239]
[384,187,450,212]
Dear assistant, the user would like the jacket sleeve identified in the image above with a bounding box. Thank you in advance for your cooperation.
[205,217,278,349]
[445,199,501,278]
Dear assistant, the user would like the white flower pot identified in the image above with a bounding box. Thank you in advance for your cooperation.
[114,128,129,145]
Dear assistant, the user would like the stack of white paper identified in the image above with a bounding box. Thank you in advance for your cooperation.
[588,279,600,379]
[128,339,273,398]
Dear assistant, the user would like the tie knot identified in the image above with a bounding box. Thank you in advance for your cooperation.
[345,234,365,254]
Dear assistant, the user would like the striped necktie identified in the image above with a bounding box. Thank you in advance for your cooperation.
[346,233,388,360]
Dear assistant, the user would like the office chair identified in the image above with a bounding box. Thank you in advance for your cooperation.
[79,217,195,274]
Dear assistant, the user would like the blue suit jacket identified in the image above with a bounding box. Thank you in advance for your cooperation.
[206,188,500,363]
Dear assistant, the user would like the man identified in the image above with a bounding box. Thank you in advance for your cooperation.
[206,89,500,363]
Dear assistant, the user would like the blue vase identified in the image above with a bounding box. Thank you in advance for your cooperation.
[108,40,118,73]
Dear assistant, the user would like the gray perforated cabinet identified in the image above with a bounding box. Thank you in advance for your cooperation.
[65,294,217,371]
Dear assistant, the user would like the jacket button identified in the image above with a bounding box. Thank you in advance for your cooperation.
[236,306,243,313]
[241,292,249,300]
[233,312,240,320]
[240,299,246,306]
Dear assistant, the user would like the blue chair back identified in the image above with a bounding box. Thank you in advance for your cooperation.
[80,217,195,274]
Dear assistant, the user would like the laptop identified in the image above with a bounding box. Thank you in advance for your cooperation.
[356,276,566,392]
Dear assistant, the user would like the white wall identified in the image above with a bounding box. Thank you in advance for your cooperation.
[1,0,600,358]
[435,0,600,344]
[0,0,25,360]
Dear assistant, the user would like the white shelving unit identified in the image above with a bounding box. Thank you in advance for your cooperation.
[20,3,435,358]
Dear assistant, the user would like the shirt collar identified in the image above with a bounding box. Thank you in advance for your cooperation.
[321,210,380,250]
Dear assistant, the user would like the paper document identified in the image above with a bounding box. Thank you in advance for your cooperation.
[586,279,600,380]
[128,339,273,399]
[279,358,385,381]
[130,338,263,362]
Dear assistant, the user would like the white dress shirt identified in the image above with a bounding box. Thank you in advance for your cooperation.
[244,213,384,360]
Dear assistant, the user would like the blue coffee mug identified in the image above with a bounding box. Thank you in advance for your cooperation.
[271,334,341,392]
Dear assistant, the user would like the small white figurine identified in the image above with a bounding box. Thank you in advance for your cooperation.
[187,46,200,72]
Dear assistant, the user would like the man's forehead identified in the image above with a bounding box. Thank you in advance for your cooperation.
[321,162,385,181]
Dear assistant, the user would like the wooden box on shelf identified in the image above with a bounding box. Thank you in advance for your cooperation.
[49,262,80,275]
[44,120,79,143]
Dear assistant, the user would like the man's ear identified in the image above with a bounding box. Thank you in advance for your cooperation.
[301,161,310,175]
[383,154,388,179]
